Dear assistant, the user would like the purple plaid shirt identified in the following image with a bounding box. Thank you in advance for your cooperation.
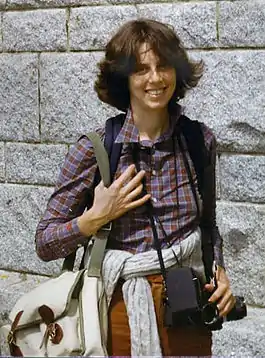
[35,110,224,267]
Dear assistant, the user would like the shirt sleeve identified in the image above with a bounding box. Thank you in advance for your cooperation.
[35,129,104,262]
[200,124,225,271]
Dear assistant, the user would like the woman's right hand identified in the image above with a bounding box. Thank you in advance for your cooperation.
[77,164,151,236]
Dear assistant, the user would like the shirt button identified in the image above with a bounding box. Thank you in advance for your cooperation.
[151,169,156,176]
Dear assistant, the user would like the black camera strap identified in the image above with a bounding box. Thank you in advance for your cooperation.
[131,143,169,300]
[130,128,201,303]
[176,131,201,221]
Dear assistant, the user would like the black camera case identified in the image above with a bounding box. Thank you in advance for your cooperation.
[164,267,203,327]
[164,266,247,330]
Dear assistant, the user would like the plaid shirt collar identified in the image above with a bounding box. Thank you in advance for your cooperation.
[115,106,182,145]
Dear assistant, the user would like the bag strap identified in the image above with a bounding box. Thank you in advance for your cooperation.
[85,115,126,276]
[105,113,125,181]
[177,116,214,280]
[93,113,125,187]
[178,115,207,198]
[62,132,111,275]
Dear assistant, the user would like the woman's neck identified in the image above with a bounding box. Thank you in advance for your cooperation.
[131,107,170,141]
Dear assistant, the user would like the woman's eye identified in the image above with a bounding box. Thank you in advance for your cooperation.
[158,64,169,70]
[135,66,148,74]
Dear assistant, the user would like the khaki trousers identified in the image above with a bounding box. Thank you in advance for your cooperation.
[107,274,212,356]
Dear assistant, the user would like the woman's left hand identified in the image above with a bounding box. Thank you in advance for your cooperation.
[204,266,236,317]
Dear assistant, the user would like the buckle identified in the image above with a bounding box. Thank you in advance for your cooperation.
[7,330,14,345]
[100,222,112,231]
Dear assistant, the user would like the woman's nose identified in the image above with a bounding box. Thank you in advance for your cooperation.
[148,68,162,83]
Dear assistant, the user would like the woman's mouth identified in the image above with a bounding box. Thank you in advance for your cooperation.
[145,88,166,97]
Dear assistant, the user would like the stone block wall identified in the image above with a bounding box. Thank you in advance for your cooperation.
[0,0,265,355]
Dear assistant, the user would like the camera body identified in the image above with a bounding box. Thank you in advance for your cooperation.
[164,267,247,330]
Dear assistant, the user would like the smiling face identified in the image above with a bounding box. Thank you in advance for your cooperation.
[128,43,176,113]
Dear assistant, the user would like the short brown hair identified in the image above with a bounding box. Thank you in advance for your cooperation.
[94,19,204,112]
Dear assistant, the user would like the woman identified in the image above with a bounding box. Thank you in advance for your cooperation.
[36,19,235,356]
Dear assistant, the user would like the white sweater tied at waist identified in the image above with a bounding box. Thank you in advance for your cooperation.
[101,227,206,357]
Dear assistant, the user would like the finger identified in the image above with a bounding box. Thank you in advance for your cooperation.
[122,170,146,194]
[208,285,226,303]
[125,193,151,210]
[126,183,144,202]
[217,291,234,313]
[204,283,215,293]
[114,165,136,187]
[219,296,236,317]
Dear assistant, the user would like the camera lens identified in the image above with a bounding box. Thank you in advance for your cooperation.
[201,302,219,325]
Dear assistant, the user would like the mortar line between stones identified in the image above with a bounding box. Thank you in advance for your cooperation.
[1,1,216,12]
[190,46,265,52]
[1,181,264,209]
[2,46,265,55]
[5,140,67,147]
[217,152,223,200]
[66,7,70,51]
[0,139,69,145]
[216,0,220,43]
[1,6,72,13]
[3,139,265,157]
[3,141,6,183]
[218,151,265,157]
[0,11,4,47]
[0,267,53,278]
[37,54,41,142]
[1,138,77,145]
[0,181,55,188]
[0,4,111,12]
[217,200,265,208]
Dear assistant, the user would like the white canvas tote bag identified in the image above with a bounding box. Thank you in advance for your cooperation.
[1,133,111,357]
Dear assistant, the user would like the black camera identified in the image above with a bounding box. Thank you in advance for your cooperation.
[164,267,247,331]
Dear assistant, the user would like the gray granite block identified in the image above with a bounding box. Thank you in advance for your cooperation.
[0,184,62,275]
[70,5,137,50]
[0,54,39,142]
[40,52,118,143]
[182,50,265,153]
[6,143,68,185]
[3,8,67,51]
[6,0,107,8]
[0,143,4,182]
[137,2,217,48]
[220,154,265,203]
[212,307,265,357]
[219,0,265,47]
[217,201,265,307]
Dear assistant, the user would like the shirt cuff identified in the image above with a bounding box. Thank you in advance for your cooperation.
[58,218,89,256]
